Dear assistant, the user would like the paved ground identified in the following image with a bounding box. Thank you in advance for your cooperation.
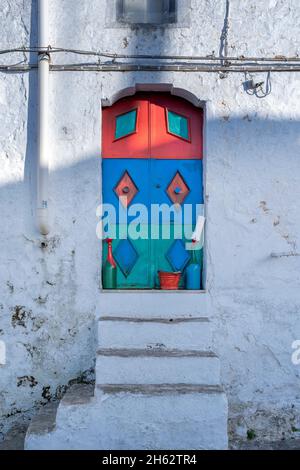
[1,424,300,451]
[0,425,27,451]
[230,439,300,450]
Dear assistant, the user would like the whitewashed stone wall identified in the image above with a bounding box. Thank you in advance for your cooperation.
[0,0,300,444]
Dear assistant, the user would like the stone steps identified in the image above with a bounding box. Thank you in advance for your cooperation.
[98,316,212,350]
[26,383,228,450]
[96,348,220,386]
[25,311,228,450]
[60,383,94,405]
[97,383,224,394]
[26,402,58,437]
[97,293,207,318]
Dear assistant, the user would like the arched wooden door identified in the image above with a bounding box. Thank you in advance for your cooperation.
[102,93,204,289]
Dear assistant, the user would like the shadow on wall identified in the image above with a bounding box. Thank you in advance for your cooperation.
[0,116,300,438]
[0,116,299,291]
[24,0,38,220]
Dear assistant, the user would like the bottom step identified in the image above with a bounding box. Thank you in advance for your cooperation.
[25,384,228,450]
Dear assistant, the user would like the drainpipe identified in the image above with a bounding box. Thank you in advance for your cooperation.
[37,0,50,235]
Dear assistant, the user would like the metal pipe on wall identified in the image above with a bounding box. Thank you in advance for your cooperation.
[37,0,50,235]
[2,63,300,73]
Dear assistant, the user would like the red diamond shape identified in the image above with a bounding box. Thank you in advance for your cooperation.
[166,171,190,205]
[114,171,139,208]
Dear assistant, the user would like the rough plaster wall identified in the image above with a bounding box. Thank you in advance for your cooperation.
[0,0,300,443]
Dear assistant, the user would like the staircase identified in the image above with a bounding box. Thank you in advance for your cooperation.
[25,312,228,450]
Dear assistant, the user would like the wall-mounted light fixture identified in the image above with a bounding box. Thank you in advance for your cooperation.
[243,78,265,91]
[243,72,272,98]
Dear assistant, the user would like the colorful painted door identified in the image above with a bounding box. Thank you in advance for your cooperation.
[102,93,203,289]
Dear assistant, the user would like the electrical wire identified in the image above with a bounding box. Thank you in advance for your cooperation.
[0,46,300,72]
[0,46,299,62]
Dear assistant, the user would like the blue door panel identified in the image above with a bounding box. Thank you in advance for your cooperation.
[151,159,203,224]
[102,159,203,228]
[102,159,151,224]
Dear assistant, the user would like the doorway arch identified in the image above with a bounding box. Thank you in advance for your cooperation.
[101,83,205,109]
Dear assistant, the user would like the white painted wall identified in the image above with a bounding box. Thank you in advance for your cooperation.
[1,0,300,443]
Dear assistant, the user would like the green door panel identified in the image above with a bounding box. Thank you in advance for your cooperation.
[102,224,203,289]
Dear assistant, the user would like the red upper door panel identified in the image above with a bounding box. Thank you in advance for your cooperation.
[102,95,150,158]
[150,94,203,159]
[102,93,203,159]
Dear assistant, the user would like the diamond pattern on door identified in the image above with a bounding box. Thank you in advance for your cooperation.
[114,239,139,277]
[114,171,139,208]
[102,93,204,290]
[166,171,190,205]
[166,240,191,272]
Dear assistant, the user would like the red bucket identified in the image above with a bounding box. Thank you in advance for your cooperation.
[158,271,181,290]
